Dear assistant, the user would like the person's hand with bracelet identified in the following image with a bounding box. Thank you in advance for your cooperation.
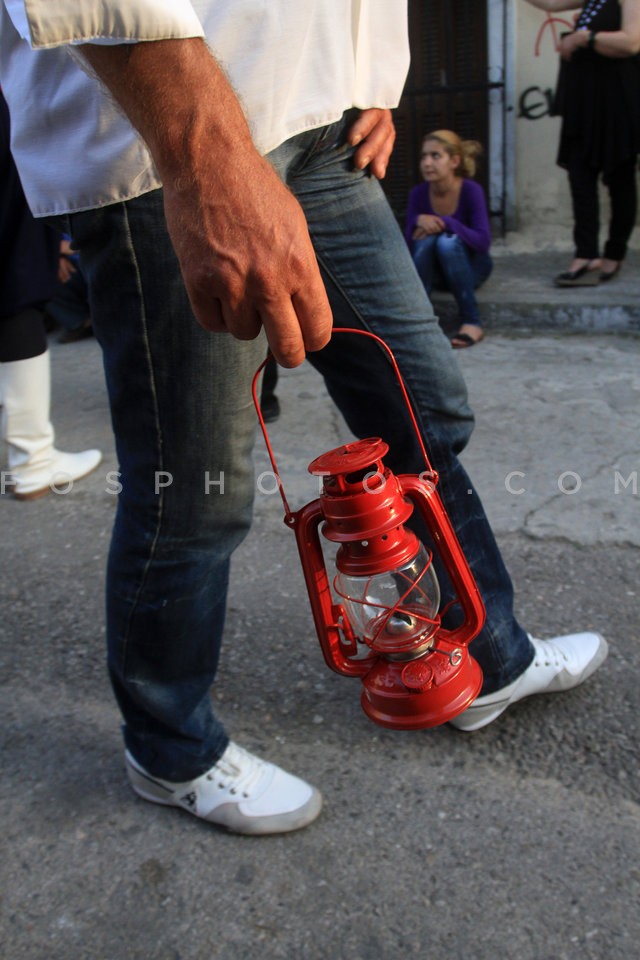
[529,0,640,60]
[559,27,596,61]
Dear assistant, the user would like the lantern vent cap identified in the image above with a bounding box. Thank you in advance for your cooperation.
[308,438,388,477]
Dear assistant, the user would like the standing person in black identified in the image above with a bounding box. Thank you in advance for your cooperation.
[524,0,640,285]
[0,90,102,499]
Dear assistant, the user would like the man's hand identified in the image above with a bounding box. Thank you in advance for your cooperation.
[161,150,331,367]
[347,109,396,179]
[80,38,332,368]
[58,238,77,283]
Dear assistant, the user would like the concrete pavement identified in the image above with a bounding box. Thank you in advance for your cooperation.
[1,269,639,960]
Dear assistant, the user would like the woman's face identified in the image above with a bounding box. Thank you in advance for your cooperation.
[419,139,460,183]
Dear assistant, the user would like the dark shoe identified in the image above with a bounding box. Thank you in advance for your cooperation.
[600,263,622,282]
[58,321,93,344]
[554,264,600,287]
[260,395,281,423]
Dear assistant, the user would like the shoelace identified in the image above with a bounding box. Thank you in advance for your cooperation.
[206,745,267,799]
[533,639,569,669]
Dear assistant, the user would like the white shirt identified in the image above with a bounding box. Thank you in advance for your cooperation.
[0,1,409,216]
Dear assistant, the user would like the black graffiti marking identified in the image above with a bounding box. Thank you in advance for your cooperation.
[518,86,554,120]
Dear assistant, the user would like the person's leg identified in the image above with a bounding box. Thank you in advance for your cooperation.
[268,119,533,695]
[469,248,493,290]
[64,194,321,832]
[567,157,600,260]
[603,156,637,265]
[46,268,92,341]
[433,233,491,333]
[555,150,602,285]
[410,235,439,296]
[260,355,280,422]
[68,192,264,781]
[0,308,101,499]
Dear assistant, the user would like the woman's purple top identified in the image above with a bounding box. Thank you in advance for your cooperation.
[404,177,491,253]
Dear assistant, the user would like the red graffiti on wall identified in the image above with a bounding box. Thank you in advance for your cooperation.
[534,12,575,55]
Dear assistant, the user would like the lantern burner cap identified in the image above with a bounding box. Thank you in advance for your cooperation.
[308,438,388,477]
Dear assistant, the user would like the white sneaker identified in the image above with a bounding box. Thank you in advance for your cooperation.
[449,631,608,732]
[125,741,322,835]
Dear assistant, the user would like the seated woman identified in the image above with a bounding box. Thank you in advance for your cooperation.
[406,130,493,348]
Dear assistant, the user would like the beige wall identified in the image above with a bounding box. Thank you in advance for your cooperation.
[512,3,575,245]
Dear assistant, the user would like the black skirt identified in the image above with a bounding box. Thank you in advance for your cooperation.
[554,45,640,175]
[553,0,640,174]
[0,92,59,317]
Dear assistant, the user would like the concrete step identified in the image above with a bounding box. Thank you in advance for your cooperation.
[431,249,640,335]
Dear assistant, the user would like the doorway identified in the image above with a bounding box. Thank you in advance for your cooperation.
[383,0,510,235]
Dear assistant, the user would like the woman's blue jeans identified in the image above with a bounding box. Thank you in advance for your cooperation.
[411,233,492,326]
[63,113,531,781]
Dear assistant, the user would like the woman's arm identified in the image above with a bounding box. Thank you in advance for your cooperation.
[413,214,446,236]
[591,0,640,56]
[404,183,427,244]
[439,181,492,254]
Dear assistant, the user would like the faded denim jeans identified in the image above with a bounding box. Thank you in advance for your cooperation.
[60,112,532,781]
[411,232,493,326]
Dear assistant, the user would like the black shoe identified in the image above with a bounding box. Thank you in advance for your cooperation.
[600,263,622,282]
[554,264,600,287]
[58,322,93,344]
[260,395,281,423]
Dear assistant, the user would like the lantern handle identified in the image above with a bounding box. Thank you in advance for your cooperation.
[251,327,435,521]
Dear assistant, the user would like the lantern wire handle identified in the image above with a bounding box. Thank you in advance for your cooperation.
[251,327,436,522]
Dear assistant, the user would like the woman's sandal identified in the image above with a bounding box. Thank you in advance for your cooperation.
[451,325,484,349]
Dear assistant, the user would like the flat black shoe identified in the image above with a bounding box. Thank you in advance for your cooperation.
[600,264,621,282]
[58,323,93,344]
[260,395,281,423]
[554,264,600,287]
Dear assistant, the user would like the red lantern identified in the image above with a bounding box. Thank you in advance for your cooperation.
[253,330,485,729]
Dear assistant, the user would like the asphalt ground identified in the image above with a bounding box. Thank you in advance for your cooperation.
[1,259,639,960]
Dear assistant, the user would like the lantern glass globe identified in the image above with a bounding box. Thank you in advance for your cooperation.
[336,542,440,658]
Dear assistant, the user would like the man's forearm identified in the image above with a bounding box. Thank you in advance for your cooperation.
[79,38,254,182]
[79,36,333,368]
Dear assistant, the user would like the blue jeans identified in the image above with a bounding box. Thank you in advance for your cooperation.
[411,233,492,326]
[62,112,531,781]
